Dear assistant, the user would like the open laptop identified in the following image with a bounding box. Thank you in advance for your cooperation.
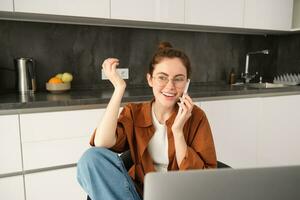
[144,165,300,200]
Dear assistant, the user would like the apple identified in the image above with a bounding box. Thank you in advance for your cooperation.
[55,73,63,79]
[62,72,73,83]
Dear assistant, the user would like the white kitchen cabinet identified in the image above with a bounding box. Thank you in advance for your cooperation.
[111,0,185,23]
[0,115,23,174]
[185,0,244,28]
[0,176,25,200]
[25,167,86,200]
[199,98,260,168]
[293,0,300,29]
[19,108,107,200]
[22,137,90,170]
[20,109,104,170]
[244,0,293,30]
[14,0,110,18]
[0,0,13,11]
[257,95,300,167]
[20,109,103,142]
[158,0,185,23]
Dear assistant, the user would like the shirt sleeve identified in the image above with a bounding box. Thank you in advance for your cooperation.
[179,111,217,170]
[89,104,133,153]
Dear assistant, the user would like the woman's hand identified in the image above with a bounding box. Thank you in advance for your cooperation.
[172,94,194,135]
[102,58,126,89]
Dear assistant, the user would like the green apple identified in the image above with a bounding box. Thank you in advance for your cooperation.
[62,72,73,83]
[55,73,63,79]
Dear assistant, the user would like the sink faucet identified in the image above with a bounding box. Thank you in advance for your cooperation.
[241,49,269,83]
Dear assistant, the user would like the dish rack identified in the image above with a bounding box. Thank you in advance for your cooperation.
[273,73,300,85]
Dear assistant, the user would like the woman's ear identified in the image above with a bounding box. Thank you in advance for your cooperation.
[146,73,153,87]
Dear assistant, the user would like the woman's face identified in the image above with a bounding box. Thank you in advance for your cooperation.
[147,57,188,109]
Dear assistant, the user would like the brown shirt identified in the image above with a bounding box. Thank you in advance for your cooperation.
[90,100,217,192]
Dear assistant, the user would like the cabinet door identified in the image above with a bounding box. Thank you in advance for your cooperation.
[244,0,293,30]
[0,176,25,200]
[20,109,104,170]
[293,0,300,29]
[111,0,184,23]
[25,167,86,200]
[0,0,13,11]
[258,95,300,167]
[0,115,22,174]
[156,0,184,23]
[185,0,244,28]
[14,0,110,18]
[200,98,259,168]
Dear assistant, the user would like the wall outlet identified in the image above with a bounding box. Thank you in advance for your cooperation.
[101,68,129,80]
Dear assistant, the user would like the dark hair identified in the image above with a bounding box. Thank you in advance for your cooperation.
[149,41,191,78]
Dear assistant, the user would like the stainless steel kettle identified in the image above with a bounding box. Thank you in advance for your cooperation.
[14,58,37,94]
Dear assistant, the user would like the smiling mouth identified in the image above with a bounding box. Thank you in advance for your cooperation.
[162,92,176,97]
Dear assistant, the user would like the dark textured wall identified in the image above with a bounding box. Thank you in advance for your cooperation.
[0,20,299,92]
[274,34,300,75]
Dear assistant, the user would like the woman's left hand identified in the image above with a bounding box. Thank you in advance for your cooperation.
[172,94,194,135]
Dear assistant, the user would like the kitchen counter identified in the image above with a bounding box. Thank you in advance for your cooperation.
[1,84,300,115]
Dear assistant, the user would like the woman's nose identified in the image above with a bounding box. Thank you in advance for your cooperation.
[164,79,176,90]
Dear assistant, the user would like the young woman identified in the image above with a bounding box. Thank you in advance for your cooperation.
[77,42,217,200]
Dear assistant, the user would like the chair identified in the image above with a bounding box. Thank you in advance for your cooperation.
[216,160,231,168]
[120,150,231,170]
[86,150,230,200]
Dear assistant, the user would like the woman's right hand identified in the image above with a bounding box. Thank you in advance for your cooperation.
[102,58,126,89]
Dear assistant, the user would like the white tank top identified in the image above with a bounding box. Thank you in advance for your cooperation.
[147,105,169,172]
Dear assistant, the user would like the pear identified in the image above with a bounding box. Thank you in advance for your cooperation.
[62,72,73,83]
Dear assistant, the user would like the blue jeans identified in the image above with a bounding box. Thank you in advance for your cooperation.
[77,147,141,200]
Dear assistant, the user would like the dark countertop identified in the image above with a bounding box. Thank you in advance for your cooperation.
[1,84,300,114]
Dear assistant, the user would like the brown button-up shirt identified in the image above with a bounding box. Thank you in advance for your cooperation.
[90,100,217,192]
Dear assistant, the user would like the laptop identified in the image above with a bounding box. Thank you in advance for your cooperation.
[144,165,300,200]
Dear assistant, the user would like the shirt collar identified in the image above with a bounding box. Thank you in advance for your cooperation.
[134,99,154,127]
[135,98,179,128]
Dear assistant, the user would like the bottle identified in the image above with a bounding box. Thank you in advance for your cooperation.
[229,68,236,85]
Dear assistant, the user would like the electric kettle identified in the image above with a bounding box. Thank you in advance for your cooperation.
[14,58,37,94]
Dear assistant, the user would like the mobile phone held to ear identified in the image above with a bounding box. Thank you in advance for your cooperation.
[178,79,190,112]
[183,79,190,96]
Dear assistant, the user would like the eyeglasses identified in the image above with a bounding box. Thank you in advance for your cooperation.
[152,75,187,88]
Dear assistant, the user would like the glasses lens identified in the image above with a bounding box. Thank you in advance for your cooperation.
[156,75,168,86]
[153,75,187,88]
[173,77,186,88]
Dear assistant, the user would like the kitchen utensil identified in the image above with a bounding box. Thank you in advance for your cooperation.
[273,73,300,85]
[14,57,37,94]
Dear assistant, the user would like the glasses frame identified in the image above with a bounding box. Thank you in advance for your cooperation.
[151,74,187,88]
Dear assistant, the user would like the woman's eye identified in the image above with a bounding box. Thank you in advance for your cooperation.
[158,76,168,81]
[174,78,184,82]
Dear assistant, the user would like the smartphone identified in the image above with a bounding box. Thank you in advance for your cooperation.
[183,79,190,95]
[178,79,190,112]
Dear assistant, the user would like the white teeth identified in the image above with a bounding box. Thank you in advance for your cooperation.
[162,92,175,97]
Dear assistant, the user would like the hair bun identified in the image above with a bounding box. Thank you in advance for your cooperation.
[158,41,173,50]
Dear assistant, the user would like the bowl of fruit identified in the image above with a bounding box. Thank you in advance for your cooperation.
[46,72,73,93]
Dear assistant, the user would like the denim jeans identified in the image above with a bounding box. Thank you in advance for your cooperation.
[77,147,141,200]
